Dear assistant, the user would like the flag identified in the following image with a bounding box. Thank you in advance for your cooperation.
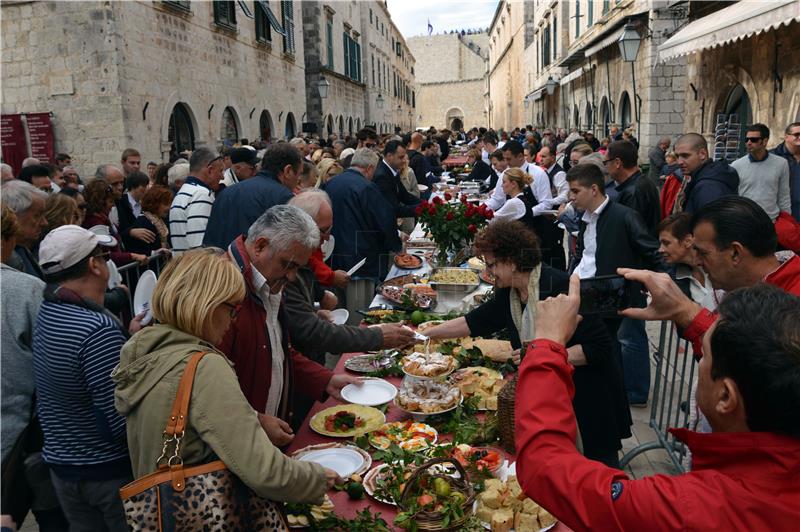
[427,19,433,35]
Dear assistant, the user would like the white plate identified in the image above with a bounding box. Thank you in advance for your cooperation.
[341,378,397,407]
[418,184,429,192]
[321,234,335,262]
[329,308,349,325]
[107,260,122,289]
[362,464,396,505]
[133,270,157,324]
[295,447,367,478]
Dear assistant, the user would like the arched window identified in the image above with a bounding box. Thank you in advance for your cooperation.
[599,97,610,137]
[585,102,594,132]
[723,84,752,159]
[573,106,580,129]
[348,117,354,135]
[619,92,632,129]
[284,112,296,139]
[220,106,239,145]
[168,103,195,159]
[259,110,273,143]
[337,116,344,136]
[326,115,334,137]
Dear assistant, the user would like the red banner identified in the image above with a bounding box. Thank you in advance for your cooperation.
[1,114,27,176]
[26,113,54,164]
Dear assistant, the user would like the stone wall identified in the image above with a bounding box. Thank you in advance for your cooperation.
[1,0,307,176]
[415,79,485,130]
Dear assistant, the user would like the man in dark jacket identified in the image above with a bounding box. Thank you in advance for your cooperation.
[568,163,666,408]
[606,141,660,235]
[407,133,435,189]
[603,141,661,405]
[203,143,299,249]
[372,140,420,218]
[674,133,739,214]
[771,121,800,221]
[323,148,402,319]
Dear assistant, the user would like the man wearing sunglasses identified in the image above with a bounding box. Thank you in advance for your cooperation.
[733,123,799,251]
[771,122,800,222]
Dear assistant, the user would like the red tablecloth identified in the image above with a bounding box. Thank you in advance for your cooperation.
[442,155,468,168]
[287,353,572,531]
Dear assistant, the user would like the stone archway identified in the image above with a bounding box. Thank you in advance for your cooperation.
[599,97,610,137]
[619,92,632,129]
[259,110,273,143]
[445,107,465,131]
[168,102,197,160]
[284,112,296,139]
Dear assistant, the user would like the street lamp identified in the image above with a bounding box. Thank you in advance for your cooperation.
[546,76,557,96]
[376,93,384,109]
[618,23,641,62]
[618,22,642,123]
[316,76,330,99]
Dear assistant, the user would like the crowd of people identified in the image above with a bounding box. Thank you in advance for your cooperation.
[1,117,799,531]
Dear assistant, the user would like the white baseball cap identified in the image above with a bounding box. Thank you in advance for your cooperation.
[39,225,117,275]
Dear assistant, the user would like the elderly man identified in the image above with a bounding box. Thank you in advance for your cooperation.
[1,163,14,182]
[2,180,48,278]
[221,147,260,188]
[284,190,414,364]
[203,143,300,249]
[220,205,360,443]
[324,148,401,322]
[168,147,223,255]
[648,136,671,185]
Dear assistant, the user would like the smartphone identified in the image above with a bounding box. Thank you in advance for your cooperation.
[579,275,641,317]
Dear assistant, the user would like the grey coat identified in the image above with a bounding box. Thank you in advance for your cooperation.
[1,264,45,462]
[283,267,383,363]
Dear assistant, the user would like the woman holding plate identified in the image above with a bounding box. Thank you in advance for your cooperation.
[424,220,631,467]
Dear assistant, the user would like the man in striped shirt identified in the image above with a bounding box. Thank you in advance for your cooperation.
[168,147,224,255]
[33,225,140,531]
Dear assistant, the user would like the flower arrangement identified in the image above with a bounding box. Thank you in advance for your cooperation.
[415,194,494,266]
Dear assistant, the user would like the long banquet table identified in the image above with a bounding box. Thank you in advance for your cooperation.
[287,351,573,531]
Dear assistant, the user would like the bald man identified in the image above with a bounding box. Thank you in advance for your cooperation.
[673,133,739,213]
[647,136,671,184]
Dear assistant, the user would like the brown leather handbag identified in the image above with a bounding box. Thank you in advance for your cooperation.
[118,352,289,531]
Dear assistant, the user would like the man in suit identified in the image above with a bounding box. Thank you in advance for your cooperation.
[116,171,153,249]
[373,140,420,219]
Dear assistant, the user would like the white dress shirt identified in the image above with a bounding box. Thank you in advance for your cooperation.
[484,168,507,211]
[491,193,527,222]
[575,195,610,279]
[544,163,569,207]
[127,192,142,218]
[251,267,286,416]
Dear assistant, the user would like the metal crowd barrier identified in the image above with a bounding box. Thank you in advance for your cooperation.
[619,321,698,473]
[114,251,170,319]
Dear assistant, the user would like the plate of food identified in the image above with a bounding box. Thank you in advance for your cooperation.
[363,463,414,506]
[395,379,462,421]
[292,443,372,478]
[401,351,457,379]
[309,405,386,438]
[379,284,437,311]
[285,494,335,528]
[450,367,505,410]
[394,253,424,270]
[459,338,515,363]
[344,351,398,373]
[368,420,438,452]
[358,308,408,325]
[451,444,504,476]
[473,465,557,532]
[479,269,496,285]
[340,378,397,407]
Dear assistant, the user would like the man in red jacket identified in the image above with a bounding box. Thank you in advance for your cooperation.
[516,276,800,531]
[219,204,360,447]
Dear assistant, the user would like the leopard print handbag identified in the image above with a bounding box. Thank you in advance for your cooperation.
[118,352,289,531]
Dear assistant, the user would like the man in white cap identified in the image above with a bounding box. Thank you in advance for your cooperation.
[33,225,141,531]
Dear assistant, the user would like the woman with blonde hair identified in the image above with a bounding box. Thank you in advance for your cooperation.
[113,248,337,506]
[491,167,533,223]
[43,193,81,236]
[315,157,343,186]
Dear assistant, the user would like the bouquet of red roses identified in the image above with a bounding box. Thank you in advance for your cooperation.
[415,193,494,266]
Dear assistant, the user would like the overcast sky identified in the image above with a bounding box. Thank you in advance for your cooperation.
[386,0,499,38]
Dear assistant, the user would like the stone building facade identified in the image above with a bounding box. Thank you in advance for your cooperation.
[2,0,308,175]
[487,0,535,130]
[520,0,691,161]
[408,31,489,131]
[302,0,414,139]
[659,0,800,157]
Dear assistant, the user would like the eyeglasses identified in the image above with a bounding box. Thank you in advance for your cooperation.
[222,302,240,320]
[602,158,615,165]
[787,132,800,138]
[745,137,762,143]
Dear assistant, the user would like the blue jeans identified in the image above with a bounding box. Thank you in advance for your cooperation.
[619,318,650,404]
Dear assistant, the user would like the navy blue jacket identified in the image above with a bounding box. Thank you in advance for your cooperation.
[682,160,739,214]
[202,171,294,249]
[372,160,420,219]
[771,142,800,221]
[323,169,401,281]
